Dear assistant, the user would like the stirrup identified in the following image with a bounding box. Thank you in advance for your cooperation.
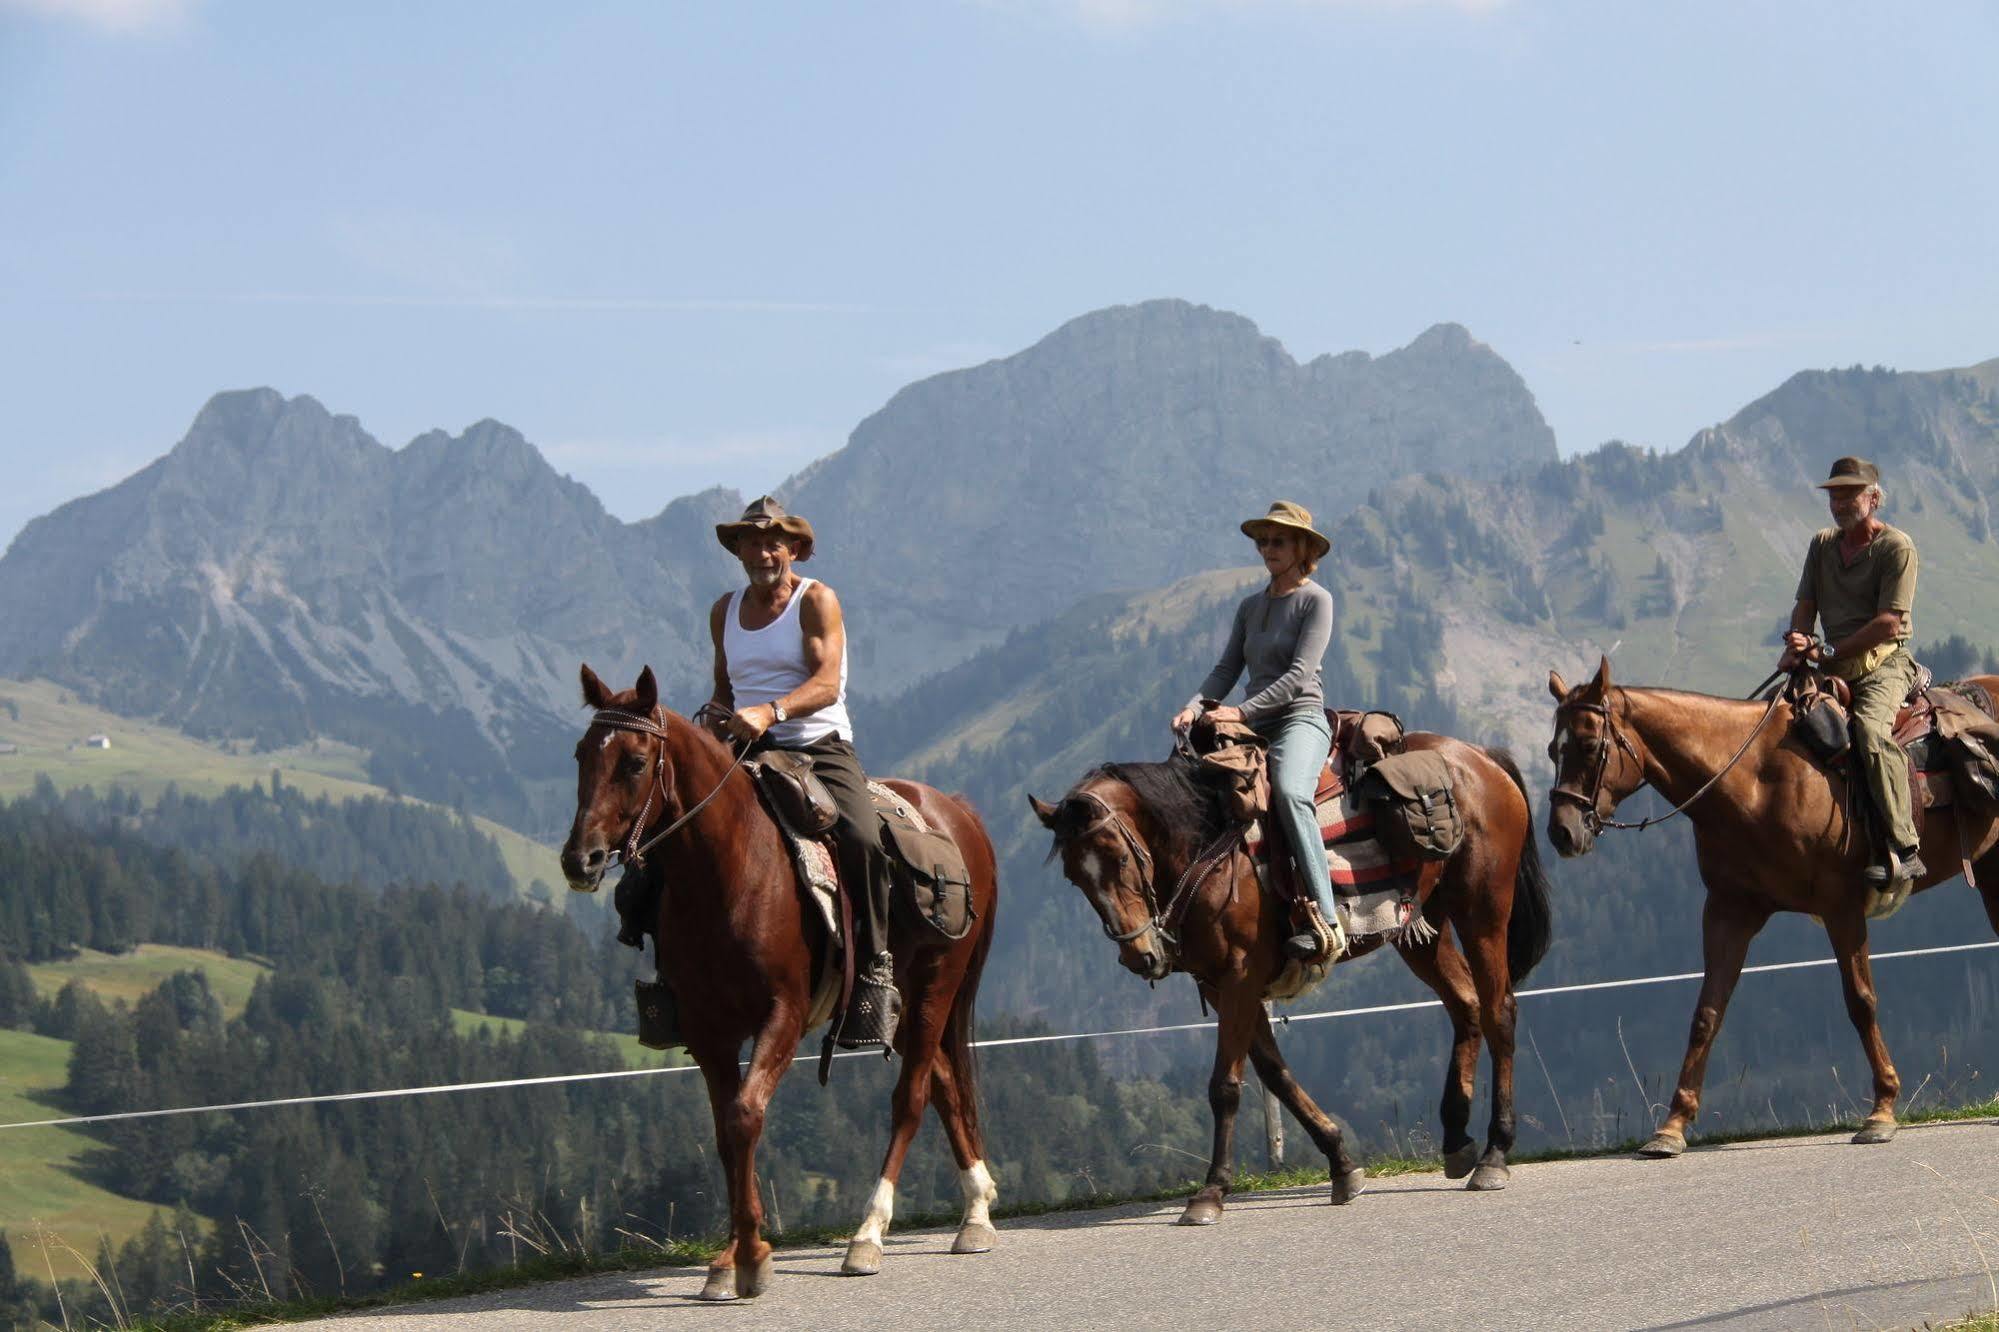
[1287,904,1345,964]
[835,954,901,1052]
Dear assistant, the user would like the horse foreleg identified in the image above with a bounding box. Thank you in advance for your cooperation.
[841,984,944,1275]
[1823,912,1902,1143]
[1246,1007,1367,1205]
[694,1012,801,1301]
[1396,929,1483,1180]
[1645,894,1768,1158]
[1179,982,1259,1226]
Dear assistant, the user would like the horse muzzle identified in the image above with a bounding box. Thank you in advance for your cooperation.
[560,840,612,891]
[1547,808,1595,859]
[1119,930,1174,982]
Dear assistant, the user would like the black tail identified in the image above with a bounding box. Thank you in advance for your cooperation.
[1486,747,1553,982]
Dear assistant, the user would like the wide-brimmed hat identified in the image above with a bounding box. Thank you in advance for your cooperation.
[715,495,815,561]
[1816,456,1881,490]
[1240,500,1330,559]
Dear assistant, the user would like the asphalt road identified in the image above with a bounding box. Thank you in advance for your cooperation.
[302,1121,1999,1332]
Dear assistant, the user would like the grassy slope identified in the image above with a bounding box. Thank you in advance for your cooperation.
[0,677,560,896]
[0,947,674,1278]
[27,946,271,1018]
[0,1027,171,1282]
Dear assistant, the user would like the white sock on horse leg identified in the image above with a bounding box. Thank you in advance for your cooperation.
[959,1161,997,1228]
[852,1177,895,1245]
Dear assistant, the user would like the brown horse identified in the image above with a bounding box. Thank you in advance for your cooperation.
[1546,656,1999,1156]
[1030,732,1552,1221]
[560,664,1001,1300]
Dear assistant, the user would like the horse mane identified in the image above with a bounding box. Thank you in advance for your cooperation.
[1064,757,1230,869]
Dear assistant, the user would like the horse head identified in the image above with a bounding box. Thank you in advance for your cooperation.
[1544,654,1645,858]
[1030,779,1175,982]
[561,662,673,891]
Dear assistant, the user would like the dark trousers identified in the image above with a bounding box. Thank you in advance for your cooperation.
[766,734,891,960]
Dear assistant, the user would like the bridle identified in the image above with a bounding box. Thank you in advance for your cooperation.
[588,705,751,869]
[1059,788,1245,965]
[1549,684,1784,835]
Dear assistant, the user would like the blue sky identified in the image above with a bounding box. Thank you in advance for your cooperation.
[2,0,1994,548]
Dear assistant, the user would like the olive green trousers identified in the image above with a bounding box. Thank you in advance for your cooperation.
[1848,649,1920,855]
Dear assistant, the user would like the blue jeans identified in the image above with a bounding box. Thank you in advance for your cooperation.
[1255,709,1335,921]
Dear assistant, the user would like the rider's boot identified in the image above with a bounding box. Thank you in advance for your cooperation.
[836,952,902,1051]
[1284,902,1346,964]
[634,976,684,1050]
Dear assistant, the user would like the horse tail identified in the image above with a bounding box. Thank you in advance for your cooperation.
[1485,746,1553,982]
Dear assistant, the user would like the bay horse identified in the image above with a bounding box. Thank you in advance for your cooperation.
[1546,655,1999,1156]
[559,664,1001,1300]
[1030,731,1552,1221]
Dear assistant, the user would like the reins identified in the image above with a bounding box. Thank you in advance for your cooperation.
[591,705,754,869]
[1551,678,1787,835]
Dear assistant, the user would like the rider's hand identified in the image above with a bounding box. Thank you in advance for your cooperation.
[1171,705,1201,732]
[726,705,776,743]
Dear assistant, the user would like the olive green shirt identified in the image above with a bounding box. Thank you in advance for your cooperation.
[1795,523,1917,676]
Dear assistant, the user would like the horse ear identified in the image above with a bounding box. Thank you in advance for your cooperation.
[1547,669,1570,701]
[635,665,659,713]
[580,663,610,709]
[1029,795,1060,829]
[1591,654,1612,694]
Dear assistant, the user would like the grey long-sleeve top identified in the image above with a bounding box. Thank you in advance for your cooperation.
[1190,581,1334,724]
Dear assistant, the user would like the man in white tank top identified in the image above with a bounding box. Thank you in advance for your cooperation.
[703,496,899,1050]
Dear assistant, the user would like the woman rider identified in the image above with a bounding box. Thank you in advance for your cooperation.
[1171,501,1344,963]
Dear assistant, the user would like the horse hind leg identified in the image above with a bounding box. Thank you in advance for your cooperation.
[842,984,947,1275]
[929,1004,998,1254]
[1397,929,1483,1181]
[1247,1007,1367,1205]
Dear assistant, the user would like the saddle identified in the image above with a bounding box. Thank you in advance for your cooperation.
[611,754,977,952]
[1222,707,1453,950]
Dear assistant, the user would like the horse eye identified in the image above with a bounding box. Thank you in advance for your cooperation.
[619,754,645,777]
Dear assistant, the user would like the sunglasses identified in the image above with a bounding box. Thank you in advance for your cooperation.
[1254,533,1295,549]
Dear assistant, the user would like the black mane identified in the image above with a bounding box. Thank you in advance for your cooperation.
[1060,757,1230,869]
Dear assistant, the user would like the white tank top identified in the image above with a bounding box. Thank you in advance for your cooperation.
[723,577,852,746]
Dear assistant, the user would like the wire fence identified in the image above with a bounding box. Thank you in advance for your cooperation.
[5,939,1995,1133]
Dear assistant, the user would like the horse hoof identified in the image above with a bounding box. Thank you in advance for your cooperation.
[1178,1198,1224,1226]
[737,1254,774,1299]
[1852,1118,1899,1145]
[1467,1163,1510,1191]
[1330,1167,1368,1206]
[951,1222,997,1254]
[696,1267,738,1301]
[1636,1131,1685,1159]
[1442,1141,1479,1180]
[840,1239,883,1275]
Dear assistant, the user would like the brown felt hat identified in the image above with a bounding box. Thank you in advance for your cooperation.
[1240,500,1331,559]
[715,495,815,561]
[1816,456,1880,489]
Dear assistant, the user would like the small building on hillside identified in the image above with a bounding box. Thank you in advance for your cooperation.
[0,742,17,755]
[84,734,111,749]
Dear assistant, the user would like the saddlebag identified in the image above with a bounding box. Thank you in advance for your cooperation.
[1356,750,1462,861]
[1190,713,1271,823]
[1788,676,1852,767]
[876,790,976,940]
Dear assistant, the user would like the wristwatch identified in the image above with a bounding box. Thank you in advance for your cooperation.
[1820,644,1836,662]
[770,702,788,723]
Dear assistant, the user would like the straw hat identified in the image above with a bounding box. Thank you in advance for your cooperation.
[715,495,815,561]
[1240,500,1330,559]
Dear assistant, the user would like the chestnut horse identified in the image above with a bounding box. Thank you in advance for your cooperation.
[560,665,1001,1300]
[1546,656,1999,1156]
[1031,732,1551,1221]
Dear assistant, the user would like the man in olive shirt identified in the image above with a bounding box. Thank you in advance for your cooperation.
[1778,456,1923,895]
